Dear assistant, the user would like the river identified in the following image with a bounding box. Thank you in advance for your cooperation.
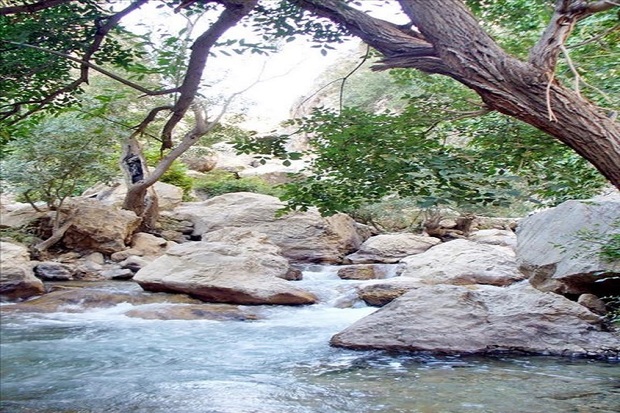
[1,266,619,413]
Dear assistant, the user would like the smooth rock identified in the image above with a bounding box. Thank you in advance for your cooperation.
[516,195,620,295]
[399,239,525,286]
[0,241,44,301]
[134,229,317,305]
[331,282,620,357]
[172,192,364,263]
[344,233,441,264]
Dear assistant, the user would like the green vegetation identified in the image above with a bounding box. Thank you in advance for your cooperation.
[0,112,119,211]
[192,170,281,199]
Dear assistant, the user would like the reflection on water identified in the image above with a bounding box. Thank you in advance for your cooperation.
[1,269,619,413]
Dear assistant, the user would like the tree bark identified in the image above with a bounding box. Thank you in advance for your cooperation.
[293,0,620,190]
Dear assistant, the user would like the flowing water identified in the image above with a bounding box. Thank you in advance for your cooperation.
[1,265,619,413]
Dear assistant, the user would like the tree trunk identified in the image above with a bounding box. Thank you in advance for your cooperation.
[294,0,620,189]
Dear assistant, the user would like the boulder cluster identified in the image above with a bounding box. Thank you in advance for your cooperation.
[1,189,619,358]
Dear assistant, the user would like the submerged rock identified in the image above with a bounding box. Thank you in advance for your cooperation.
[331,282,620,358]
[0,283,202,312]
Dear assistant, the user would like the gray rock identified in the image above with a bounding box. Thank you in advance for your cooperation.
[344,233,441,264]
[172,192,364,263]
[0,241,45,300]
[331,282,620,357]
[134,229,317,305]
[399,239,525,286]
[516,196,620,295]
[34,261,73,281]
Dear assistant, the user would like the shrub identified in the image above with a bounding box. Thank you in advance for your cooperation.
[192,170,281,198]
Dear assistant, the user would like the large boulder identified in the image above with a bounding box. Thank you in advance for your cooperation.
[83,181,184,211]
[399,239,525,286]
[331,282,620,357]
[172,192,364,263]
[0,241,45,301]
[133,229,317,305]
[61,199,141,254]
[344,233,441,264]
[516,195,620,296]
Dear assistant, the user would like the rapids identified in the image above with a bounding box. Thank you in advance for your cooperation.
[1,265,619,413]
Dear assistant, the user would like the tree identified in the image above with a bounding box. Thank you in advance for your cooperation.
[1,0,618,228]
[290,0,620,188]
[1,0,265,229]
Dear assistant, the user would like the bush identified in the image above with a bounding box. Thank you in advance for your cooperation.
[192,170,281,198]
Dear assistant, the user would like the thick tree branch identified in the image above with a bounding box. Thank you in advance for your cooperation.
[292,0,437,59]
[159,0,258,150]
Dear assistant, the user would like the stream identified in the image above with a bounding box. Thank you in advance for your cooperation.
[1,265,619,413]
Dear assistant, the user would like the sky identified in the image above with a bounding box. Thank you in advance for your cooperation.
[121,1,406,131]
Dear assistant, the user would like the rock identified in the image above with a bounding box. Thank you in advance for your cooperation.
[399,239,526,286]
[83,181,183,211]
[181,147,218,173]
[578,293,607,315]
[131,232,169,255]
[173,192,364,263]
[133,229,318,305]
[344,233,441,264]
[0,241,45,301]
[237,160,305,185]
[34,261,73,281]
[110,233,170,262]
[119,256,151,273]
[516,196,620,296]
[468,229,517,250]
[100,268,134,280]
[331,282,620,357]
[0,203,48,229]
[125,304,261,321]
[358,279,420,306]
[83,252,105,265]
[62,199,141,254]
[0,284,204,313]
[337,264,394,280]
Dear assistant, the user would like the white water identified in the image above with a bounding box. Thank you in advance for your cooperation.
[1,266,619,413]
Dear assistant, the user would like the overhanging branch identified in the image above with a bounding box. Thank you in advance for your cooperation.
[0,0,73,15]
[1,40,177,96]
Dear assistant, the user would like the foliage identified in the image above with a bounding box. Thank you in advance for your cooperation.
[600,233,620,262]
[0,1,143,122]
[0,112,119,210]
[346,197,426,232]
[270,106,525,215]
[0,226,39,247]
[602,295,620,327]
[192,170,281,199]
[554,219,620,263]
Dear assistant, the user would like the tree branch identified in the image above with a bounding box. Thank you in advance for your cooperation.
[1,40,177,96]
[529,0,619,72]
[1,0,154,123]
[159,0,259,150]
[0,0,73,15]
[292,0,437,59]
